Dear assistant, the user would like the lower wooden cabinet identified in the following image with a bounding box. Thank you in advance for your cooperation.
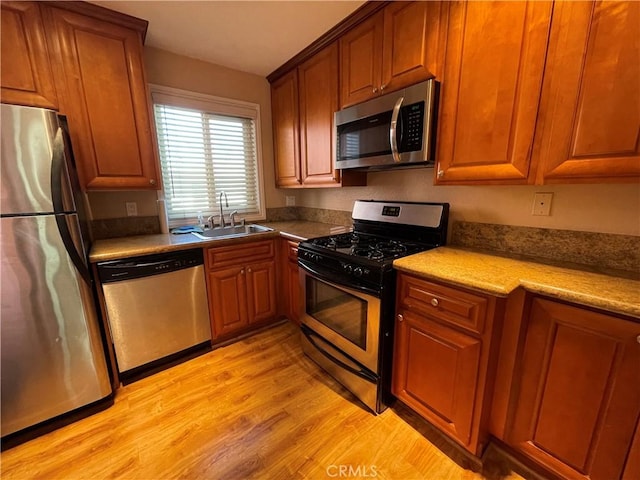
[392,273,503,455]
[205,239,277,340]
[281,239,300,324]
[505,297,640,480]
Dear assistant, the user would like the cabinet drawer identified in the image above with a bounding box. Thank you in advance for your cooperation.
[398,274,488,334]
[286,240,299,262]
[207,240,275,269]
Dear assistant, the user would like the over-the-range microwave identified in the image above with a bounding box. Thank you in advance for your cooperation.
[334,79,438,171]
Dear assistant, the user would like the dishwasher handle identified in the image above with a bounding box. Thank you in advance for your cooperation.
[97,249,204,283]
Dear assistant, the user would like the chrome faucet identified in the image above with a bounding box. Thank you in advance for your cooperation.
[218,191,229,227]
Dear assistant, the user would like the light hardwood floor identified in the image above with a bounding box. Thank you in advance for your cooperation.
[1,322,525,479]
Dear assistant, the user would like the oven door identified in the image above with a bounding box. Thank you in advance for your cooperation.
[299,263,380,373]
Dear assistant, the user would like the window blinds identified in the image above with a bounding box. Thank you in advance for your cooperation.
[153,102,261,225]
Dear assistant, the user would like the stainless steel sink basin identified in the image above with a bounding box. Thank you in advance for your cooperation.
[191,224,273,240]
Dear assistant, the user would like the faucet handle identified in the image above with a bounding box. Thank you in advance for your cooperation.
[229,210,238,226]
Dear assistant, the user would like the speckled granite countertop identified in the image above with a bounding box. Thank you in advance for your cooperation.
[393,247,640,319]
[89,221,349,263]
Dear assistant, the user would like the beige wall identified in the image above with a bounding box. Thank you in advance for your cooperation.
[299,169,640,236]
[88,46,286,220]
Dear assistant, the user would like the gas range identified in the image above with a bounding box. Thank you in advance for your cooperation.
[297,200,449,413]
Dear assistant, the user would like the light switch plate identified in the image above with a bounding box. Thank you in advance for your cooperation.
[532,193,553,216]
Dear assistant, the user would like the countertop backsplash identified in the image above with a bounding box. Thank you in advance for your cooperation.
[89,209,639,278]
[451,221,640,277]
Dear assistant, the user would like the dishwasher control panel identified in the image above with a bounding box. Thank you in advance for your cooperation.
[97,249,204,283]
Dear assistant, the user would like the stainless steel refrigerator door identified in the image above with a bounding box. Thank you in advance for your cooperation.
[0,104,75,215]
[0,215,111,436]
[101,266,211,372]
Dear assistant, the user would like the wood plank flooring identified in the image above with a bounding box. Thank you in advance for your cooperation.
[1,322,525,479]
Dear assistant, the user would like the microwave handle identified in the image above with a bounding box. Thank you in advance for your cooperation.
[389,96,404,163]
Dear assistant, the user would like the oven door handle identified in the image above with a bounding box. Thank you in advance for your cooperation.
[301,325,377,383]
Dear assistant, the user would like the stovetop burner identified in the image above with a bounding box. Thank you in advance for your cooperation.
[309,232,426,263]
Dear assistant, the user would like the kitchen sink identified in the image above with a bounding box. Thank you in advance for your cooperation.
[191,224,273,240]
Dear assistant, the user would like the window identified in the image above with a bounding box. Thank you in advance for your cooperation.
[151,85,265,227]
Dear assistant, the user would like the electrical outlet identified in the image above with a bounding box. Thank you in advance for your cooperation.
[532,193,553,216]
[285,196,296,207]
[125,201,138,217]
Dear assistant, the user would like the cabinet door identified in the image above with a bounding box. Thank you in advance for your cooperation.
[534,1,640,183]
[271,70,301,188]
[207,266,249,337]
[381,1,444,93]
[246,260,277,324]
[508,298,640,480]
[298,43,340,187]
[393,310,481,449]
[436,1,552,184]
[43,6,159,190]
[339,11,384,108]
[1,2,58,109]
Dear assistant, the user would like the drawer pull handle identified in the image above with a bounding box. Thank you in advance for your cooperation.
[397,314,404,322]
[431,298,439,307]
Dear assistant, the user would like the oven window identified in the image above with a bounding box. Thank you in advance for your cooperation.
[305,277,367,349]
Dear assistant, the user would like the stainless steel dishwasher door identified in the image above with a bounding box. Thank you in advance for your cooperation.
[101,263,211,373]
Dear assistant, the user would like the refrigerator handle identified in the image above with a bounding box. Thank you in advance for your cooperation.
[55,215,92,286]
[50,130,92,286]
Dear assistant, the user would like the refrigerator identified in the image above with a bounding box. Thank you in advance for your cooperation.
[1,104,113,445]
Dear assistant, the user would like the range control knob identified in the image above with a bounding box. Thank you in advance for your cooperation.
[353,267,364,277]
[344,264,353,274]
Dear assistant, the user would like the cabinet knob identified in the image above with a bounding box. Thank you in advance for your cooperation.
[247,268,252,273]
[637,335,640,344]
[149,178,156,185]
[241,269,245,275]
[437,170,444,179]
[372,87,378,94]
[397,314,404,322]
[380,84,387,91]
[431,298,439,307]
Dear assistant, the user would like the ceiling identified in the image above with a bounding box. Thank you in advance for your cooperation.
[89,1,366,77]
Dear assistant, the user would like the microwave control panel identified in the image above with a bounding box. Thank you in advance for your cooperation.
[399,101,425,152]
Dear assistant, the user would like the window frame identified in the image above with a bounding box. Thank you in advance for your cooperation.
[150,84,266,228]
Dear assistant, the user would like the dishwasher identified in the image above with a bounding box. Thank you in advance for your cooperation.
[97,248,211,382]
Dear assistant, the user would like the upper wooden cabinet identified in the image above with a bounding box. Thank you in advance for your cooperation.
[436,0,639,185]
[271,43,366,189]
[533,1,640,183]
[506,298,640,480]
[298,42,341,187]
[1,1,58,109]
[435,1,553,185]
[340,2,445,108]
[271,70,301,187]
[42,4,160,190]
